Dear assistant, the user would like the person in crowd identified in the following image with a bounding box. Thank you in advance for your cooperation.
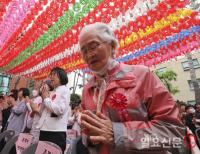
[0,95,4,130]
[194,104,200,148]
[0,95,4,108]
[79,22,185,154]
[32,67,70,153]
[178,102,187,124]
[6,88,29,134]
[67,94,82,154]
[68,93,82,132]
[0,91,18,153]
[195,104,200,122]
[29,81,54,144]
[185,105,196,134]
[0,95,5,153]
[23,89,43,134]
[1,90,18,132]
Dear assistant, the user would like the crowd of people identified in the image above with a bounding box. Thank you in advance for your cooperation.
[178,102,200,140]
[0,67,74,153]
[0,22,199,154]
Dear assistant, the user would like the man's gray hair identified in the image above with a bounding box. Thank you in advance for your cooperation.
[79,22,119,51]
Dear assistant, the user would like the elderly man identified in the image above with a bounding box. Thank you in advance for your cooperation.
[79,22,186,154]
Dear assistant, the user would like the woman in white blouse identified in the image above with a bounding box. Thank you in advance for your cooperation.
[36,67,71,153]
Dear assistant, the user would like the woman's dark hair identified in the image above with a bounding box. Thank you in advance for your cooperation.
[9,89,18,101]
[50,67,68,85]
[18,88,30,97]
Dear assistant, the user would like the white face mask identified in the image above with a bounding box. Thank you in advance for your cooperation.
[32,90,38,97]
[188,108,196,114]
[93,58,118,76]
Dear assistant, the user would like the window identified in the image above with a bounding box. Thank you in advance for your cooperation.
[156,67,167,73]
[0,75,11,95]
[188,78,200,90]
[181,59,200,71]
[187,100,196,105]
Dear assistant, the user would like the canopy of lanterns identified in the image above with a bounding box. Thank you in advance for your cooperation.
[0,0,199,80]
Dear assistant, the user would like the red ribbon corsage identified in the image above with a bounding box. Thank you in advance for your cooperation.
[109,93,128,110]
[51,94,56,101]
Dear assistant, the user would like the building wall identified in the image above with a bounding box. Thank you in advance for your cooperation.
[153,50,200,104]
[9,75,41,93]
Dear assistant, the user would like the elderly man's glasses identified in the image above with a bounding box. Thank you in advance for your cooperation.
[80,41,108,54]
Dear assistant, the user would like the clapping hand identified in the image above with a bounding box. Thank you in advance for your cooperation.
[30,101,40,114]
[25,96,30,103]
[41,84,50,99]
[81,110,114,145]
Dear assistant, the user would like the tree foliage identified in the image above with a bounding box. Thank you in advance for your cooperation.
[155,70,179,95]
[70,93,81,104]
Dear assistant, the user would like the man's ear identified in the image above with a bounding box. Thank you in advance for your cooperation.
[110,47,115,58]
[110,41,116,58]
[110,41,115,50]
